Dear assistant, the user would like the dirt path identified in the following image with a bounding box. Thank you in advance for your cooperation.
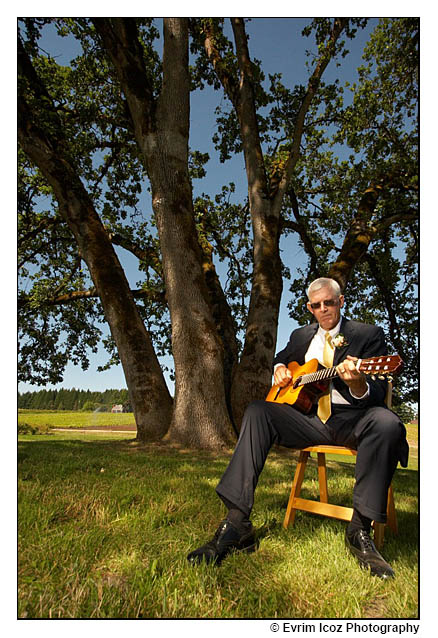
[53,425,136,433]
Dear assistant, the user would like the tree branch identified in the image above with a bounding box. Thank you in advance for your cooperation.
[201,19,240,107]
[283,186,320,279]
[18,215,61,249]
[374,210,418,234]
[230,17,269,197]
[364,251,407,360]
[92,18,156,139]
[107,231,162,275]
[18,286,165,310]
[328,182,418,290]
[273,18,349,212]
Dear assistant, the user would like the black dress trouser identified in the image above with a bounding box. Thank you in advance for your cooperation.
[216,400,406,523]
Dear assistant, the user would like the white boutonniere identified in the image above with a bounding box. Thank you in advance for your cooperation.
[332,333,348,348]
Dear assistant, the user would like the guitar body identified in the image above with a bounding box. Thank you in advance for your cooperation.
[266,359,329,414]
[265,353,403,415]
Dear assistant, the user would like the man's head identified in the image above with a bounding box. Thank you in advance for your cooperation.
[306,277,344,331]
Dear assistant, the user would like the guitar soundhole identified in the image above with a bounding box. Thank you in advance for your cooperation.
[293,377,302,389]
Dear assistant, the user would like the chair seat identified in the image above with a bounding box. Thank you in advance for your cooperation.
[283,444,397,549]
[302,444,357,455]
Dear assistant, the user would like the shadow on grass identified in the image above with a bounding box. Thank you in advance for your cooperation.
[257,455,418,572]
[18,435,418,564]
[18,434,418,618]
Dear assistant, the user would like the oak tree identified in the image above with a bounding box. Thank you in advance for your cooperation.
[18,18,418,448]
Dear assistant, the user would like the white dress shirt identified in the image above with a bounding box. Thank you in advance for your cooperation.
[305,319,349,404]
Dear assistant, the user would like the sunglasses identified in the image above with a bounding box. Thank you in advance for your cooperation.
[309,298,339,310]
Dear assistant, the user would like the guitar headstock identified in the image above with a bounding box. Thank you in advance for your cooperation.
[358,355,403,380]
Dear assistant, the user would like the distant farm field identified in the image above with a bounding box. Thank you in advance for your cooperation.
[18,409,136,430]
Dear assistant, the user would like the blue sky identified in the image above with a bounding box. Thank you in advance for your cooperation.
[18,17,392,395]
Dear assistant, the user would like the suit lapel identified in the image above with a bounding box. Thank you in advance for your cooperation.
[287,318,356,366]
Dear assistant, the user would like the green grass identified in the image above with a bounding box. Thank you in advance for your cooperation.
[18,425,418,619]
[18,409,136,429]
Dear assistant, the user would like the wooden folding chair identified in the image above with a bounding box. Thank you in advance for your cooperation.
[282,383,398,549]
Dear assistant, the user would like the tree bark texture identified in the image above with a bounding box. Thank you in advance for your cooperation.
[95,18,234,448]
[328,185,382,290]
[18,39,173,441]
[201,18,349,427]
[328,180,418,292]
[201,16,280,423]
[199,236,240,435]
[229,18,283,425]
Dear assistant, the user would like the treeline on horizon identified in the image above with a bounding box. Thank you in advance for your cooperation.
[18,388,131,412]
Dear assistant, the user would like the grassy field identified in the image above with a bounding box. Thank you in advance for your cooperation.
[18,409,136,429]
[17,419,418,619]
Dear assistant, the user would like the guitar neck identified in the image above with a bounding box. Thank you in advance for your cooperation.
[281,354,402,392]
[299,355,399,386]
[300,366,338,386]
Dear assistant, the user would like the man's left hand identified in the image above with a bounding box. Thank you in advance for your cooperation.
[336,355,368,396]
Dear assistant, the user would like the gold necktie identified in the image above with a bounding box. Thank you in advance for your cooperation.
[317,332,335,423]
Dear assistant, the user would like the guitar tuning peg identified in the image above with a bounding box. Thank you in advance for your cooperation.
[371,375,376,381]
[387,376,393,382]
[378,375,385,380]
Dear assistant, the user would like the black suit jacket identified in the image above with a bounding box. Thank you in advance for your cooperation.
[273,317,389,408]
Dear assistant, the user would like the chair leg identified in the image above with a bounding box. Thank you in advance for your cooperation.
[373,522,385,550]
[317,453,328,503]
[372,485,398,550]
[283,448,398,549]
[386,485,398,535]
[283,451,310,528]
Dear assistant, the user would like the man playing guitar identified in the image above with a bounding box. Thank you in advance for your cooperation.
[187,278,409,579]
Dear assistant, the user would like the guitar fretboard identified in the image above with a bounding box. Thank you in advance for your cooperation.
[299,367,338,386]
[298,356,396,387]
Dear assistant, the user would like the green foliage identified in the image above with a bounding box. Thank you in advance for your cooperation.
[18,18,170,381]
[194,183,252,344]
[280,18,418,402]
[18,18,418,404]
[18,388,130,411]
[81,401,97,412]
[396,403,417,424]
[17,422,52,435]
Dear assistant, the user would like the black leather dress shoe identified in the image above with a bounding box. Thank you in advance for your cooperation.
[345,529,395,579]
[187,520,256,565]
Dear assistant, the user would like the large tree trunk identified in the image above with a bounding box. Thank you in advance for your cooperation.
[201,18,283,427]
[199,237,240,435]
[18,39,173,441]
[229,18,283,426]
[202,18,350,427]
[95,18,234,448]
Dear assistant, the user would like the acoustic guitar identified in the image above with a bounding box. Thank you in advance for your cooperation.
[265,355,403,415]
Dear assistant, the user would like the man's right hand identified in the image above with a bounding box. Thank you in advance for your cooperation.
[273,364,293,387]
